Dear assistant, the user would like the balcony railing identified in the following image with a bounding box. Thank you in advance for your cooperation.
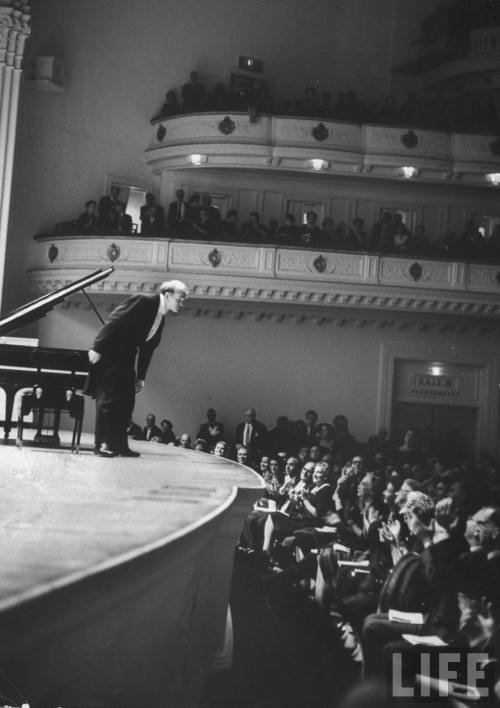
[145,113,500,186]
[28,235,500,322]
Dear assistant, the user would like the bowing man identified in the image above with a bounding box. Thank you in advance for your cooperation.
[84,279,189,457]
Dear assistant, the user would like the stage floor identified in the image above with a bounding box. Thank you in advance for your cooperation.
[0,433,263,613]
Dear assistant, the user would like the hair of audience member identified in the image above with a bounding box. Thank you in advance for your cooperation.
[403,490,435,525]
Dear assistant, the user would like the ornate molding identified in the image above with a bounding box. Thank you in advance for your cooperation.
[56,298,500,336]
[28,237,500,323]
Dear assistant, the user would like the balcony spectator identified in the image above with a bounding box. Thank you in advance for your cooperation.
[345,90,365,122]
[267,217,279,239]
[301,86,319,117]
[488,224,500,262]
[207,82,228,111]
[276,213,299,246]
[455,220,487,260]
[331,92,348,121]
[319,91,334,119]
[400,91,424,126]
[393,221,411,253]
[220,209,239,241]
[377,95,400,125]
[186,193,201,223]
[98,185,125,232]
[167,188,189,234]
[240,211,267,243]
[192,207,218,238]
[334,221,352,250]
[158,90,180,118]
[409,225,431,255]
[140,192,165,236]
[348,217,368,250]
[201,193,221,225]
[320,217,336,249]
[256,83,274,114]
[370,211,394,252]
[116,203,133,235]
[75,200,98,234]
[299,211,321,248]
[181,70,205,112]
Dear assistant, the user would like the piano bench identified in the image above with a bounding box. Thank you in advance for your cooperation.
[17,389,84,452]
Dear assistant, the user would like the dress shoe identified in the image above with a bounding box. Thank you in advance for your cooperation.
[118,448,140,458]
[98,443,116,458]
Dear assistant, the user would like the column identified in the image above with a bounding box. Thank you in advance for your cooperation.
[0,1,30,310]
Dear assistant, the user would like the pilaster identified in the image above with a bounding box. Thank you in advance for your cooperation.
[0,1,30,310]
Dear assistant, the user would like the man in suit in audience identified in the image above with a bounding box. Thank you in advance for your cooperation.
[143,413,162,441]
[235,407,268,462]
[167,188,189,234]
[197,408,224,450]
[84,279,189,457]
[98,185,125,232]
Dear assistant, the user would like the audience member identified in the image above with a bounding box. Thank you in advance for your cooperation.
[140,193,165,235]
[197,408,225,450]
[98,185,125,232]
[235,407,268,462]
[143,413,161,442]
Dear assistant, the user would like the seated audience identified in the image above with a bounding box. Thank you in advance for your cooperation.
[178,432,192,448]
[159,418,177,445]
[240,211,267,243]
[299,211,321,248]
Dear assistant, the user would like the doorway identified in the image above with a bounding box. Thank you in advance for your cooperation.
[391,401,478,462]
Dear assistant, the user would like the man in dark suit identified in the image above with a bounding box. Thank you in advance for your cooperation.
[84,279,188,457]
[140,192,165,235]
[234,407,268,463]
[167,188,188,234]
[197,407,224,450]
[97,185,125,232]
[142,413,162,441]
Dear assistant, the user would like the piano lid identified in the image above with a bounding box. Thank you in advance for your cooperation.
[0,267,114,337]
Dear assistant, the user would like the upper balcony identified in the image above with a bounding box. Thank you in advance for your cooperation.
[28,235,500,331]
[145,113,500,188]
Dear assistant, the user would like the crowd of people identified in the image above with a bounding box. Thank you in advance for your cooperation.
[46,184,500,264]
[152,69,500,136]
[130,404,500,701]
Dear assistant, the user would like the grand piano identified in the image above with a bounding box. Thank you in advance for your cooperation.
[0,267,114,442]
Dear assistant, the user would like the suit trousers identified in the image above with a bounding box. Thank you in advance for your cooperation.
[93,359,135,452]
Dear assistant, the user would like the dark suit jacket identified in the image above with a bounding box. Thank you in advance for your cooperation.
[143,424,162,441]
[140,204,165,234]
[84,294,164,395]
[167,200,188,226]
[235,420,268,456]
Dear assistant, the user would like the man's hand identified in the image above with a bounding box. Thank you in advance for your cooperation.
[135,379,145,394]
[88,349,101,364]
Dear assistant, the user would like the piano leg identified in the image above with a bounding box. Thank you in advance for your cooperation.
[2,386,16,442]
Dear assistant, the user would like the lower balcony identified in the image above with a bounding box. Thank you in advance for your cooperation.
[27,235,500,329]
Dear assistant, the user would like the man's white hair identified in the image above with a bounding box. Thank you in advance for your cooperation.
[160,279,189,295]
